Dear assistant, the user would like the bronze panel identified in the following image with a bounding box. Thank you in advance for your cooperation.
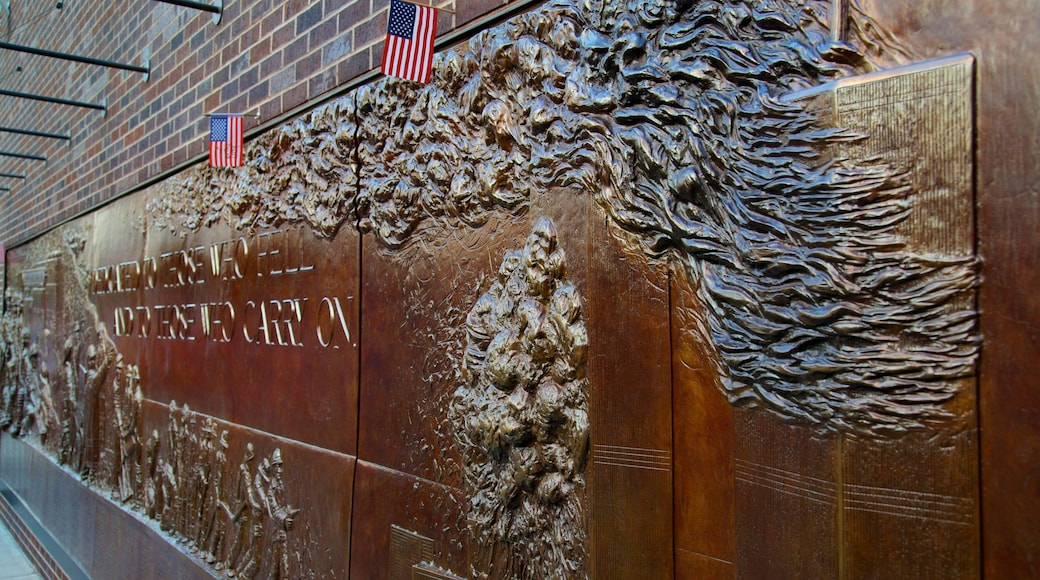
[587,216,673,579]
[842,1,1040,574]
[672,265,734,573]
[359,184,595,577]
[7,0,1035,577]
[842,433,977,578]
[853,0,1040,575]
[137,399,355,579]
[357,213,527,482]
[829,53,980,579]
[350,460,468,579]
[735,409,839,578]
[832,55,974,257]
[90,198,361,454]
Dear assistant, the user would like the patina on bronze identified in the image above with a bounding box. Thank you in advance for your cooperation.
[0,0,983,577]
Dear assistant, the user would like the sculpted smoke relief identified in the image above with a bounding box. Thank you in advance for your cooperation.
[556,0,978,435]
[0,0,983,577]
[146,0,978,437]
[451,217,590,579]
[148,97,361,238]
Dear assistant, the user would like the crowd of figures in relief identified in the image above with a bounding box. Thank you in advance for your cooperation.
[0,233,302,578]
[144,0,978,575]
[1,0,979,578]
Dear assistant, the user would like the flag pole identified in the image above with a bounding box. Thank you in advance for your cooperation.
[831,0,849,43]
[410,1,454,13]
[205,112,260,118]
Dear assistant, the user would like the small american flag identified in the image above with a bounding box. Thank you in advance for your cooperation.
[209,115,243,167]
[381,0,438,84]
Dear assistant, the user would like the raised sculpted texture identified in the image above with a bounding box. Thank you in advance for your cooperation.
[2,0,982,577]
[0,229,308,578]
[156,403,300,578]
[146,0,977,436]
[451,217,589,579]
[149,98,360,238]
[561,2,978,435]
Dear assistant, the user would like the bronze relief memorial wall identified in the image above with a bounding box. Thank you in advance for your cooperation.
[0,0,1009,577]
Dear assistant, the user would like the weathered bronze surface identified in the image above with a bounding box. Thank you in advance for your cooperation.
[149,0,979,436]
[91,198,361,454]
[451,217,590,578]
[2,0,1024,576]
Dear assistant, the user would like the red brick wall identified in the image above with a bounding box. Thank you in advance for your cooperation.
[0,0,536,246]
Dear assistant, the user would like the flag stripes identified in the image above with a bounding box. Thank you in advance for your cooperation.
[381,0,437,84]
[209,115,243,167]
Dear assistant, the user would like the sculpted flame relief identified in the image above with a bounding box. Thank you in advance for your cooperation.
[148,0,976,435]
[2,0,976,577]
[451,218,590,579]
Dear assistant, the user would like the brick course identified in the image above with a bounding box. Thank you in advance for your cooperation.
[0,0,533,246]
